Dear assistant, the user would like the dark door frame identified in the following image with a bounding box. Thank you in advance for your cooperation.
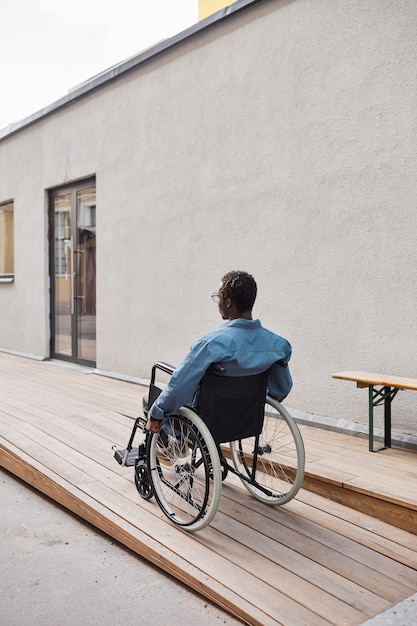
[49,177,96,367]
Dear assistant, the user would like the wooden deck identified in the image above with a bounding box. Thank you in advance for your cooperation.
[1,352,417,626]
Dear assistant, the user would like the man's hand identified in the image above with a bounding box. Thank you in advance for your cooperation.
[146,418,162,433]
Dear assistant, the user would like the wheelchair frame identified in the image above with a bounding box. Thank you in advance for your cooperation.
[113,361,305,532]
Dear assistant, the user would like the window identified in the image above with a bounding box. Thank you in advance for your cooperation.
[0,200,14,282]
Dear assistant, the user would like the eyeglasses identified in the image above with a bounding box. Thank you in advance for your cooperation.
[211,293,220,303]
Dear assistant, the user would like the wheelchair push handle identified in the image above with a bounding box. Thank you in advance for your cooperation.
[151,361,226,385]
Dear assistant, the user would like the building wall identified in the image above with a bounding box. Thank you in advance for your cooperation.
[1,0,417,435]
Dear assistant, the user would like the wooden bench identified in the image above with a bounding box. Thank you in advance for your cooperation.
[332,371,417,452]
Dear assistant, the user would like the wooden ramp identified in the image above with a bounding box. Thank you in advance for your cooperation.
[302,426,417,536]
[1,352,417,626]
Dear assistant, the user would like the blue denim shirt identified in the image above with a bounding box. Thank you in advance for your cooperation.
[149,318,292,420]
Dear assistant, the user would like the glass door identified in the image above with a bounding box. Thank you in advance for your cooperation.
[50,180,96,366]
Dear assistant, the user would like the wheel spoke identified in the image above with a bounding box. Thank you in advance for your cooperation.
[230,397,305,505]
[148,409,222,531]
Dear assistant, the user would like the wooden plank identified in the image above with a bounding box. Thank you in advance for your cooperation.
[299,425,370,449]
[275,490,417,569]
[220,479,417,596]
[0,361,143,417]
[302,431,417,472]
[219,471,417,569]
[301,475,417,535]
[314,458,417,509]
[213,502,392,617]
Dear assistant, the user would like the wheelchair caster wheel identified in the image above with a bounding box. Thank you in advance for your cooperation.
[134,460,153,500]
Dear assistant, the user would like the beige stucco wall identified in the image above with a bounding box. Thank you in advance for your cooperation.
[1,0,417,436]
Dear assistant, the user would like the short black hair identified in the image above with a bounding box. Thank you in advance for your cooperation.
[220,270,257,313]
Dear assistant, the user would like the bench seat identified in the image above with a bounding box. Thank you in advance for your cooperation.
[333,371,417,391]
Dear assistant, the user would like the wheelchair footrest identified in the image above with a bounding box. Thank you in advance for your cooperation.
[113,447,139,467]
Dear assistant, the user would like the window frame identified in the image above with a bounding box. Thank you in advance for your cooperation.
[0,199,14,283]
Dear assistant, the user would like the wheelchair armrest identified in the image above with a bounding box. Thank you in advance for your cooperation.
[151,361,175,384]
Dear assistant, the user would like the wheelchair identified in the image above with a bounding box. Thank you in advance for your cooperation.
[113,361,305,532]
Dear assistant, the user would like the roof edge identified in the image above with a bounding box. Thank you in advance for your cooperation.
[0,0,264,142]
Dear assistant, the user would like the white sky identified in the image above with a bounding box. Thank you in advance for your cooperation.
[0,0,198,130]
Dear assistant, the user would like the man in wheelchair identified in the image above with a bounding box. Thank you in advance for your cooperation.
[114,270,303,531]
[146,270,292,436]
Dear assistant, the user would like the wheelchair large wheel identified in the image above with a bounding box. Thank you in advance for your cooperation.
[230,397,305,505]
[147,407,222,532]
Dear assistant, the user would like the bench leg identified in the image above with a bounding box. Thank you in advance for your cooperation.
[368,385,378,452]
[368,385,398,452]
[384,388,392,449]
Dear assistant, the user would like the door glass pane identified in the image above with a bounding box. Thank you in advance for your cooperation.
[76,187,96,361]
[54,193,72,356]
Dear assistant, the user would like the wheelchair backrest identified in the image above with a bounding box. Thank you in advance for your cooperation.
[198,368,268,444]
